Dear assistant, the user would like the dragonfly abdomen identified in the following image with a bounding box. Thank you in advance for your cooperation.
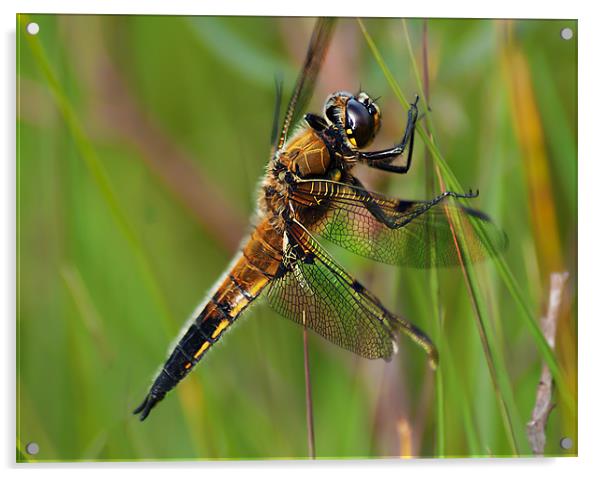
[134,218,283,420]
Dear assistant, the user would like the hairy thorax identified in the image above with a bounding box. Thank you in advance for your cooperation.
[258,125,333,234]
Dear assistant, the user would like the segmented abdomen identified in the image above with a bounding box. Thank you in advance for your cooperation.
[134,218,283,420]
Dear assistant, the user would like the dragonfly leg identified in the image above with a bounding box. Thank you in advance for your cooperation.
[348,176,404,227]
[383,189,480,229]
[359,95,419,174]
[304,113,329,132]
[350,176,479,230]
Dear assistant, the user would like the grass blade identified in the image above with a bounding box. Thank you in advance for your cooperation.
[302,315,316,459]
[18,16,215,456]
[357,18,575,423]
[415,19,525,455]
[420,20,445,457]
[20,15,175,337]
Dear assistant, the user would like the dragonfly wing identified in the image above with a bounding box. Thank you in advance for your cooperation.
[275,18,336,152]
[265,220,437,365]
[290,179,507,268]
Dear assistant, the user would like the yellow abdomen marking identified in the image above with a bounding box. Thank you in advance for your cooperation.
[211,319,230,339]
[247,275,269,297]
[229,300,246,317]
[194,341,210,359]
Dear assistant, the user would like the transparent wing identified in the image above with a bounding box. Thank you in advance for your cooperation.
[265,220,437,365]
[275,18,336,152]
[290,179,507,268]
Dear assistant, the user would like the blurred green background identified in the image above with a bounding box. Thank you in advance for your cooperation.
[17,15,577,461]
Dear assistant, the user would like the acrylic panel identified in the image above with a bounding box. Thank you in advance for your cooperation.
[16,15,577,461]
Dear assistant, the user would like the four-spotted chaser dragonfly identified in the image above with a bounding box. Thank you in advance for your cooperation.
[134,18,506,420]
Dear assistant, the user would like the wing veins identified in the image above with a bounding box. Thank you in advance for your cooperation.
[276,18,336,153]
[289,180,506,267]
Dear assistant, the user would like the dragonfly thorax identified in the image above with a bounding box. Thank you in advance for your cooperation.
[280,126,332,177]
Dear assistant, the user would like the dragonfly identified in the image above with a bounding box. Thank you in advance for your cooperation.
[134,18,506,421]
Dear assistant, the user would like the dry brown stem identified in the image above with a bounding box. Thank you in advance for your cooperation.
[526,271,569,455]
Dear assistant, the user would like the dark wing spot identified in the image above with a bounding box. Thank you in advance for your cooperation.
[395,200,414,212]
[303,252,316,265]
[461,205,491,222]
[274,262,289,278]
[351,280,365,293]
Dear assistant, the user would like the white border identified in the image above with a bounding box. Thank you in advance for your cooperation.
[4,0,600,475]
[1,0,584,18]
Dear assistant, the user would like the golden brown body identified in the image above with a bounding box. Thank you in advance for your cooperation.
[202,217,283,343]
[134,19,397,421]
[134,90,430,420]
[259,127,336,237]
[134,18,499,422]
[134,126,323,420]
[281,127,331,177]
[214,126,332,336]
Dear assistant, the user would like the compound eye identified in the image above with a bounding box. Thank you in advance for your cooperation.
[345,98,375,148]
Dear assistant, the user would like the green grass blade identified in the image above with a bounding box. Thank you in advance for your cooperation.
[20,15,175,338]
[357,18,574,423]
[418,19,445,458]
[19,15,214,457]
[527,50,577,214]
[403,18,522,454]
[359,18,532,454]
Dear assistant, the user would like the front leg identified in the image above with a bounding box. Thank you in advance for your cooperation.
[290,176,480,231]
[304,113,329,132]
[349,176,479,230]
[360,95,419,174]
[347,176,402,228]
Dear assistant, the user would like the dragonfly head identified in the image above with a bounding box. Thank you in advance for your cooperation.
[324,91,381,149]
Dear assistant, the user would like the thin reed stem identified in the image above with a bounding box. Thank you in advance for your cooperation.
[408,18,520,454]
[358,19,574,445]
[420,20,445,457]
[303,312,316,459]
[436,165,520,454]
[361,18,526,454]
[357,21,572,423]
